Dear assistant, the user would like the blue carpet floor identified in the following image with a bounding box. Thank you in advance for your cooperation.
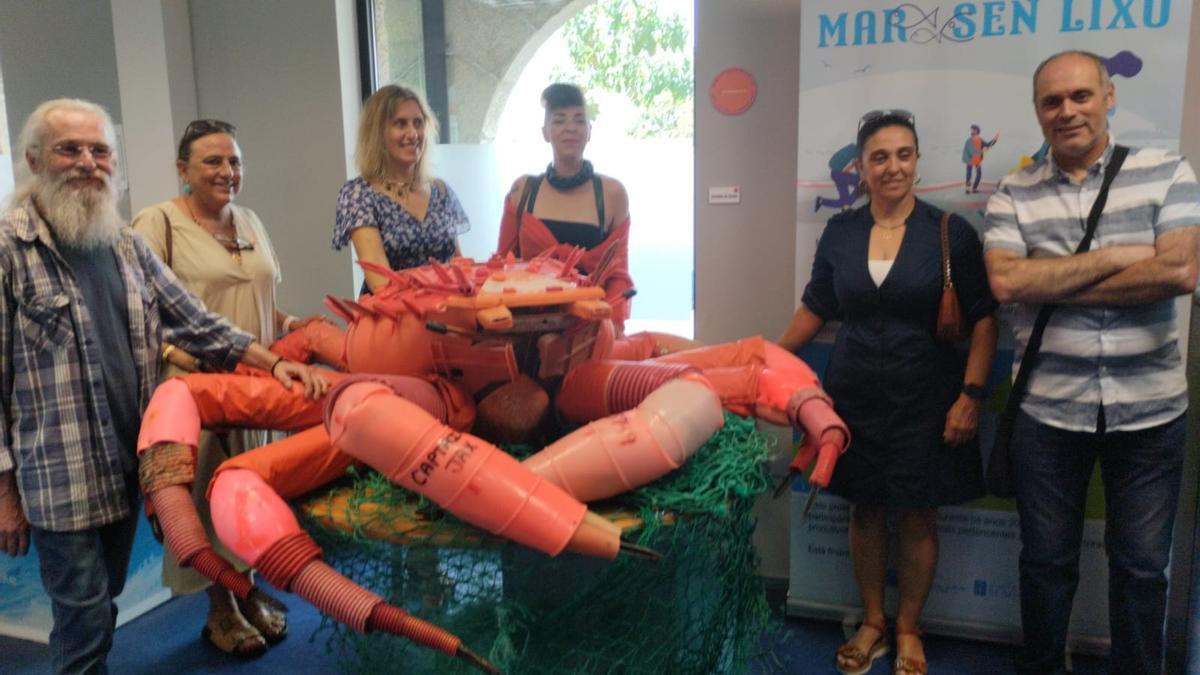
[2,579,1109,674]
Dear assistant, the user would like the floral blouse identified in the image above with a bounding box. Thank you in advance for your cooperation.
[332,176,470,271]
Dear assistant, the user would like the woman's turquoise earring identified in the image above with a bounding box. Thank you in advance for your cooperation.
[182,183,192,195]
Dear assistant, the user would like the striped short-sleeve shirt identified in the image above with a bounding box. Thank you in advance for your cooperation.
[983,138,1200,432]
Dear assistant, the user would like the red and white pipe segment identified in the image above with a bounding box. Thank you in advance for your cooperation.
[548,349,850,493]
[324,379,619,558]
[135,376,475,663]
[527,364,726,503]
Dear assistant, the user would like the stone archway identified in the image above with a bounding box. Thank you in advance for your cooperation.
[374,0,594,143]
[475,0,594,143]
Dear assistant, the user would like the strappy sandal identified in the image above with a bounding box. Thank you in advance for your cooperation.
[236,586,289,644]
[893,628,928,675]
[836,619,890,675]
[202,608,267,657]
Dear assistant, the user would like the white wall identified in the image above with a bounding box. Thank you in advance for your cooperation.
[188,0,360,314]
[0,0,125,208]
[694,0,800,347]
[695,0,802,581]
[111,0,192,214]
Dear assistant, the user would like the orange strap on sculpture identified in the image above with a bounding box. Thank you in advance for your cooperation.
[181,370,348,432]
[269,317,349,370]
[211,426,352,501]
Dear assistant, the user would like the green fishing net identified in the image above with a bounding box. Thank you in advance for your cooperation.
[298,412,784,674]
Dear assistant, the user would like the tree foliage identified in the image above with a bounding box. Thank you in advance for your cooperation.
[555,0,693,139]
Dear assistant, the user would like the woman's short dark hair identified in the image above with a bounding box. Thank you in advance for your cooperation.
[177,119,237,162]
[541,83,586,116]
[856,113,919,158]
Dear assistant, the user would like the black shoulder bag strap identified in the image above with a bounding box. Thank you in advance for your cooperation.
[592,174,606,233]
[513,175,542,258]
[989,144,1128,496]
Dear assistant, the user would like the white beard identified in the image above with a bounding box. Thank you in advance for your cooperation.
[35,170,124,250]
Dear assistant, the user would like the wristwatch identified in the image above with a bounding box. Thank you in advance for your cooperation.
[962,383,986,401]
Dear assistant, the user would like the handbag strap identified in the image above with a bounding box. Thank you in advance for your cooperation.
[939,211,953,289]
[158,207,174,269]
[1002,144,1129,421]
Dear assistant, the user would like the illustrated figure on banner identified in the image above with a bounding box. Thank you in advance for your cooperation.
[814,142,861,212]
[961,124,999,194]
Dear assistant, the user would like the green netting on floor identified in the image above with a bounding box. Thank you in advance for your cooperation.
[298,413,786,674]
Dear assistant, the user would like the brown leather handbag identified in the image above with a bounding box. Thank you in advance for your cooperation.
[936,211,969,342]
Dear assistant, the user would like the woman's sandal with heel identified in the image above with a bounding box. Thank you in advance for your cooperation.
[836,619,890,675]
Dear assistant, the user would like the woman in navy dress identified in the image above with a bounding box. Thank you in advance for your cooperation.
[779,111,998,675]
[333,84,469,293]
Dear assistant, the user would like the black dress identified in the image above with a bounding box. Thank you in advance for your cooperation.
[801,199,997,508]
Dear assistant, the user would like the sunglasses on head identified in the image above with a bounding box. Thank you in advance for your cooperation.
[858,109,916,131]
[182,119,236,142]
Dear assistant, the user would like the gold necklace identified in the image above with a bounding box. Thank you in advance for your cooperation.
[182,198,242,262]
[383,179,415,201]
[873,223,905,259]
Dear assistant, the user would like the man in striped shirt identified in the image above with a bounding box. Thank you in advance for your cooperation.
[0,99,328,674]
[984,51,1200,675]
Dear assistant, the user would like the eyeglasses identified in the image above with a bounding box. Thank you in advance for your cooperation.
[51,142,113,160]
[858,109,916,131]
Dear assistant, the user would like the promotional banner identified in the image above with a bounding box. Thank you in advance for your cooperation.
[788,0,1194,650]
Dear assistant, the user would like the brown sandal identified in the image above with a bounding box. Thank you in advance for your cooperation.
[836,619,890,675]
[236,586,289,644]
[202,608,267,657]
[893,629,928,675]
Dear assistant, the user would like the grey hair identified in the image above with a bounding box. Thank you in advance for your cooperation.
[8,98,118,209]
[1032,50,1111,102]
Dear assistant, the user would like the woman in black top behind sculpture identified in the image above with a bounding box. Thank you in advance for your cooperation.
[498,83,634,331]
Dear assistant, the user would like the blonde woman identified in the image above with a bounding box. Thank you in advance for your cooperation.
[332,84,469,293]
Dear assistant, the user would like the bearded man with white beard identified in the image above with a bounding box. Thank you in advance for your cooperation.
[0,99,329,674]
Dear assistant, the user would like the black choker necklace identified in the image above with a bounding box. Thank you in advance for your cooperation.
[545,160,594,190]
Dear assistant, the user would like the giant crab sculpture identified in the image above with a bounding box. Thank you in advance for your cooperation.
[135,250,849,673]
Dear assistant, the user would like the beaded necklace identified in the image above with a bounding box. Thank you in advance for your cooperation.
[545,159,594,191]
[182,198,247,262]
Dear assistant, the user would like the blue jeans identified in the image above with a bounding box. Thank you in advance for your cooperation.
[1011,411,1185,675]
[30,475,140,675]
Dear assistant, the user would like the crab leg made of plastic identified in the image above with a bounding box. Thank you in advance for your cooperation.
[135,250,850,674]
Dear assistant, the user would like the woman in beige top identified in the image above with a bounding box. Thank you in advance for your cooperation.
[132,119,316,657]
